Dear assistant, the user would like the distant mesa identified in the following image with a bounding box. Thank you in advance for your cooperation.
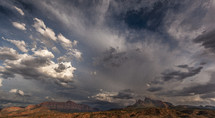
[128,97,215,110]
[0,100,97,117]
[128,97,174,108]
[38,100,96,112]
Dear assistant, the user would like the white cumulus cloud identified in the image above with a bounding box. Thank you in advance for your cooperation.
[39,62,76,82]
[33,18,57,41]
[9,89,24,96]
[9,89,18,93]
[0,47,76,86]
[12,22,26,30]
[34,49,54,58]
[92,91,118,102]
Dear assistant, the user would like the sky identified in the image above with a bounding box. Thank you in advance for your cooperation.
[0,0,215,110]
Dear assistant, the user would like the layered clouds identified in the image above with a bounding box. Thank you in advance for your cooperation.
[0,4,81,88]
[0,46,77,84]
[1,0,215,109]
[0,47,19,60]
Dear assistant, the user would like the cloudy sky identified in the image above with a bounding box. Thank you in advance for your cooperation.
[1,0,215,110]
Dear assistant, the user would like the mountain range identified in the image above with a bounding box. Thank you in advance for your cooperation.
[1,98,215,117]
[128,97,215,110]
[128,97,174,108]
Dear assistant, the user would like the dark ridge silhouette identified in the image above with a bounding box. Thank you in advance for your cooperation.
[128,97,173,108]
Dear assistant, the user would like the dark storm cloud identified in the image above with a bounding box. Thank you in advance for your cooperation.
[180,83,215,95]
[200,62,206,65]
[54,88,92,101]
[83,100,122,110]
[0,99,32,108]
[94,47,128,68]
[107,0,183,31]
[147,87,163,92]
[3,65,41,80]
[177,64,189,68]
[54,63,66,73]
[0,5,15,17]
[0,99,27,104]
[0,70,15,79]
[0,53,18,60]
[194,30,215,52]
[0,1,27,19]
[149,64,204,94]
[14,0,36,13]
[48,0,109,26]
[0,89,33,108]
[201,92,215,99]
[123,0,168,31]
[160,83,215,97]
[161,65,203,81]
[20,57,52,67]
[113,89,134,99]
[14,68,40,80]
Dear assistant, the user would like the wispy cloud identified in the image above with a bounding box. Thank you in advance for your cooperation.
[13,6,24,16]
[0,79,2,87]
[3,37,28,52]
